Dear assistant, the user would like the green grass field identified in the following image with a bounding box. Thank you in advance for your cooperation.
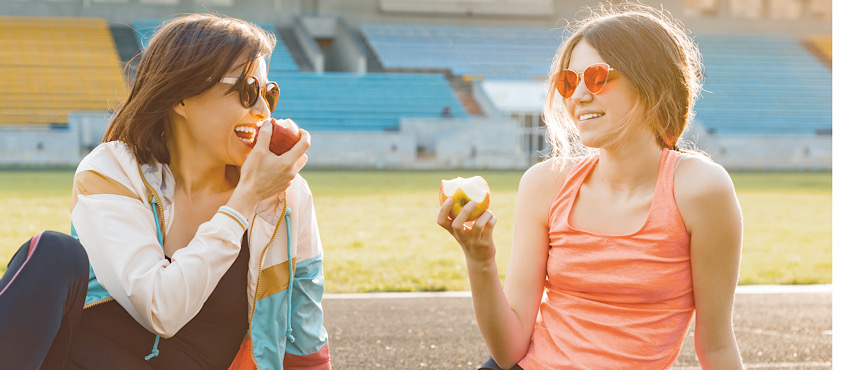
[0,170,831,292]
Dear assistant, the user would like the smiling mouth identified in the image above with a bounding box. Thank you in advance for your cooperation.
[234,125,258,145]
[579,113,605,121]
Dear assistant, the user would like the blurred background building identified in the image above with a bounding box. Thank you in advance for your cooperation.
[0,0,832,169]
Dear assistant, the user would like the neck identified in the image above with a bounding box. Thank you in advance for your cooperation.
[166,130,236,196]
[594,135,664,192]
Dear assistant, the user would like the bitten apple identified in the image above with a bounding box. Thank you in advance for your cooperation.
[439,176,491,221]
[251,119,302,155]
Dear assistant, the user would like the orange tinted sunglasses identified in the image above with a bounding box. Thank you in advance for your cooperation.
[555,63,615,99]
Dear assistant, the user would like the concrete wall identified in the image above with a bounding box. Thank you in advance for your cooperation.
[297,15,367,73]
[328,18,367,74]
[293,16,325,72]
[305,130,416,168]
[0,115,832,171]
[0,111,109,167]
[683,123,832,171]
[401,117,529,169]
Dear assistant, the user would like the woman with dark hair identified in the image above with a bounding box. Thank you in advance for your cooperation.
[437,3,744,369]
[0,14,330,369]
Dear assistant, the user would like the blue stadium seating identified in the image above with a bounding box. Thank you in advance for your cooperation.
[361,23,562,79]
[269,71,467,131]
[694,34,831,136]
[132,19,298,72]
[361,24,831,136]
[131,20,467,132]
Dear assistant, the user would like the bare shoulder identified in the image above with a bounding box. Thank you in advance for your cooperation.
[674,153,740,233]
[516,157,578,222]
[674,152,736,203]
[519,157,577,193]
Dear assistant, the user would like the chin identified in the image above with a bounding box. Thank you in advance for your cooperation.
[577,130,603,149]
[228,146,251,167]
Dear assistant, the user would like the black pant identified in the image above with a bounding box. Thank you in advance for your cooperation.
[480,357,524,370]
[0,231,89,369]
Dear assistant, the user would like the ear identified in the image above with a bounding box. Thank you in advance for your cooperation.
[172,100,187,117]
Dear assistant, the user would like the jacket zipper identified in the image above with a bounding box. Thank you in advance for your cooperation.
[248,190,287,369]
[83,165,166,310]
[137,165,167,247]
[83,296,115,309]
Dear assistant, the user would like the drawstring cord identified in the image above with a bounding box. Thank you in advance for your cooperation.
[144,335,161,360]
[142,193,295,362]
[285,206,295,343]
[146,195,163,361]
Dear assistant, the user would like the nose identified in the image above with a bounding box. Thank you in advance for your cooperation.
[570,77,593,104]
[251,93,272,120]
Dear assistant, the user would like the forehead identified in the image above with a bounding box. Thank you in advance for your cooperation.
[226,55,269,79]
[567,40,606,70]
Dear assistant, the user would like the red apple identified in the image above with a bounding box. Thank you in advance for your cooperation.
[252,119,302,155]
[439,176,491,221]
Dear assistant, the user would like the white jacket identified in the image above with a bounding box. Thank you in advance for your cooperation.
[71,141,330,369]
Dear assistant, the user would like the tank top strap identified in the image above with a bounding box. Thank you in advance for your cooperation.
[548,154,599,224]
[651,148,682,217]
[657,148,680,190]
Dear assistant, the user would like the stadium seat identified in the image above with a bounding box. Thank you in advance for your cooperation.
[810,35,831,60]
[269,71,467,131]
[362,24,830,136]
[693,34,831,136]
[360,24,562,80]
[0,16,127,125]
[132,19,298,72]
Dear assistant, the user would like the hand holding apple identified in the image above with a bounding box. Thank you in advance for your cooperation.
[252,118,303,155]
[439,176,491,221]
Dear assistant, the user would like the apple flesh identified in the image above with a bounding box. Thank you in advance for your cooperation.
[439,176,491,221]
[252,119,302,155]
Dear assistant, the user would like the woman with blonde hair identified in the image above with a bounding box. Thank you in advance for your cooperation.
[0,14,330,369]
[438,3,744,369]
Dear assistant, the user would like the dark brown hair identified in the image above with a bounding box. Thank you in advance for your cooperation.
[104,13,275,164]
[544,2,703,159]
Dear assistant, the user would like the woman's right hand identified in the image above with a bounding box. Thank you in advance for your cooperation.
[437,199,497,263]
[228,119,310,216]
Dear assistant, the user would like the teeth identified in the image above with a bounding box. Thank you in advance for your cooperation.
[579,113,604,121]
[234,125,257,144]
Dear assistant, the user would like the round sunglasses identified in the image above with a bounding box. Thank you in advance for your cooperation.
[220,76,280,113]
[555,63,615,99]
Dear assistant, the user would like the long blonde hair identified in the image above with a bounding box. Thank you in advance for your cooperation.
[543,2,704,163]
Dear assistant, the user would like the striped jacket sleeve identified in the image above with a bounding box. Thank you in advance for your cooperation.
[283,177,331,369]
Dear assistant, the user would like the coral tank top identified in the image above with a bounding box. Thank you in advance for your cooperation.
[519,148,695,369]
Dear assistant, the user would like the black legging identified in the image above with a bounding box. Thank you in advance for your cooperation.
[0,231,89,369]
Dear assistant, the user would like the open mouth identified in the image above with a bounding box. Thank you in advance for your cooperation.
[579,113,605,121]
[234,124,258,146]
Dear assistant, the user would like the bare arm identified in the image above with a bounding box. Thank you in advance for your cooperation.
[676,155,744,369]
[437,160,565,368]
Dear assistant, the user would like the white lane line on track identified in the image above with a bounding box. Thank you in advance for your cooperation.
[735,284,832,294]
[325,291,472,299]
[325,285,831,299]
[674,364,832,370]
[735,327,828,340]
[744,362,832,368]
